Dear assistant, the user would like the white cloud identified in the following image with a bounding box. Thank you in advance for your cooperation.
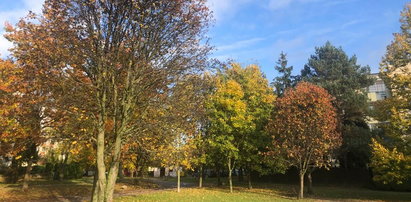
[267,0,324,10]
[217,37,265,52]
[206,0,251,23]
[0,0,44,57]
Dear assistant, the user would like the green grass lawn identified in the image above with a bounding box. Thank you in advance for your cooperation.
[116,185,411,202]
[117,177,411,202]
[1,176,410,201]
[117,187,295,202]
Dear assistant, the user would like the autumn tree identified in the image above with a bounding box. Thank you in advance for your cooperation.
[206,75,252,193]
[370,138,411,190]
[6,0,211,201]
[379,3,411,153]
[225,63,275,189]
[0,58,23,158]
[301,42,374,169]
[0,58,28,184]
[0,55,50,189]
[266,82,341,199]
[205,63,274,191]
[153,73,210,192]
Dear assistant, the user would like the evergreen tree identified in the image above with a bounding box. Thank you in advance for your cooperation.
[272,52,295,96]
[301,41,374,169]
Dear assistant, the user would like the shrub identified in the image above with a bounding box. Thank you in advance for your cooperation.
[370,139,411,191]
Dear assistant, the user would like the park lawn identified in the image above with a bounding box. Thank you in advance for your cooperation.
[0,177,158,201]
[0,178,93,201]
[116,187,295,202]
[1,176,410,201]
[116,183,411,202]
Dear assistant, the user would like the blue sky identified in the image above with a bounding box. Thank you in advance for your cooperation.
[0,0,408,81]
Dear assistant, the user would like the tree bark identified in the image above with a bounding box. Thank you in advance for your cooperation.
[238,166,244,182]
[91,168,99,202]
[177,166,181,192]
[118,162,124,180]
[307,171,313,194]
[59,151,69,180]
[198,166,203,188]
[217,167,221,186]
[94,116,106,202]
[104,132,123,202]
[22,158,33,190]
[299,172,304,199]
[228,158,233,193]
[247,168,252,189]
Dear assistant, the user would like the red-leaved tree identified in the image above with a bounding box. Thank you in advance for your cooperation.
[266,82,341,199]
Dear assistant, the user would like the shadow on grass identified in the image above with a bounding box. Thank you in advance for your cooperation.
[0,178,93,202]
[171,177,411,201]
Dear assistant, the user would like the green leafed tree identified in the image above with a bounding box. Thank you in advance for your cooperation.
[225,63,276,189]
[206,71,253,193]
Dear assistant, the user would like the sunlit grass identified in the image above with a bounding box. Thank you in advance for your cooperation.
[1,176,410,201]
[117,187,295,202]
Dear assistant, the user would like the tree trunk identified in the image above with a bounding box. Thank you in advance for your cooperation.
[22,158,33,190]
[105,162,119,202]
[177,166,181,192]
[344,152,348,171]
[228,158,233,193]
[238,166,244,182]
[93,120,106,202]
[307,171,313,194]
[217,167,221,186]
[299,172,304,199]
[118,162,124,180]
[104,133,122,202]
[91,169,99,202]
[59,152,69,180]
[198,166,203,188]
[247,168,252,189]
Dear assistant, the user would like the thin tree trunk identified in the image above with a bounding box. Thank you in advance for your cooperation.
[307,171,313,194]
[9,157,19,183]
[217,167,221,186]
[177,166,181,192]
[91,168,99,202]
[198,166,203,188]
[228,158,233,193]
[118,162,124,180]
[22,158,33,190]
[238,166,243,182]
[247,168,252,189]
[299,172,304,199]
[59,151,69,180]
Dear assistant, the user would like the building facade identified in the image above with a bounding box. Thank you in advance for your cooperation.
[366,73,390,129]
